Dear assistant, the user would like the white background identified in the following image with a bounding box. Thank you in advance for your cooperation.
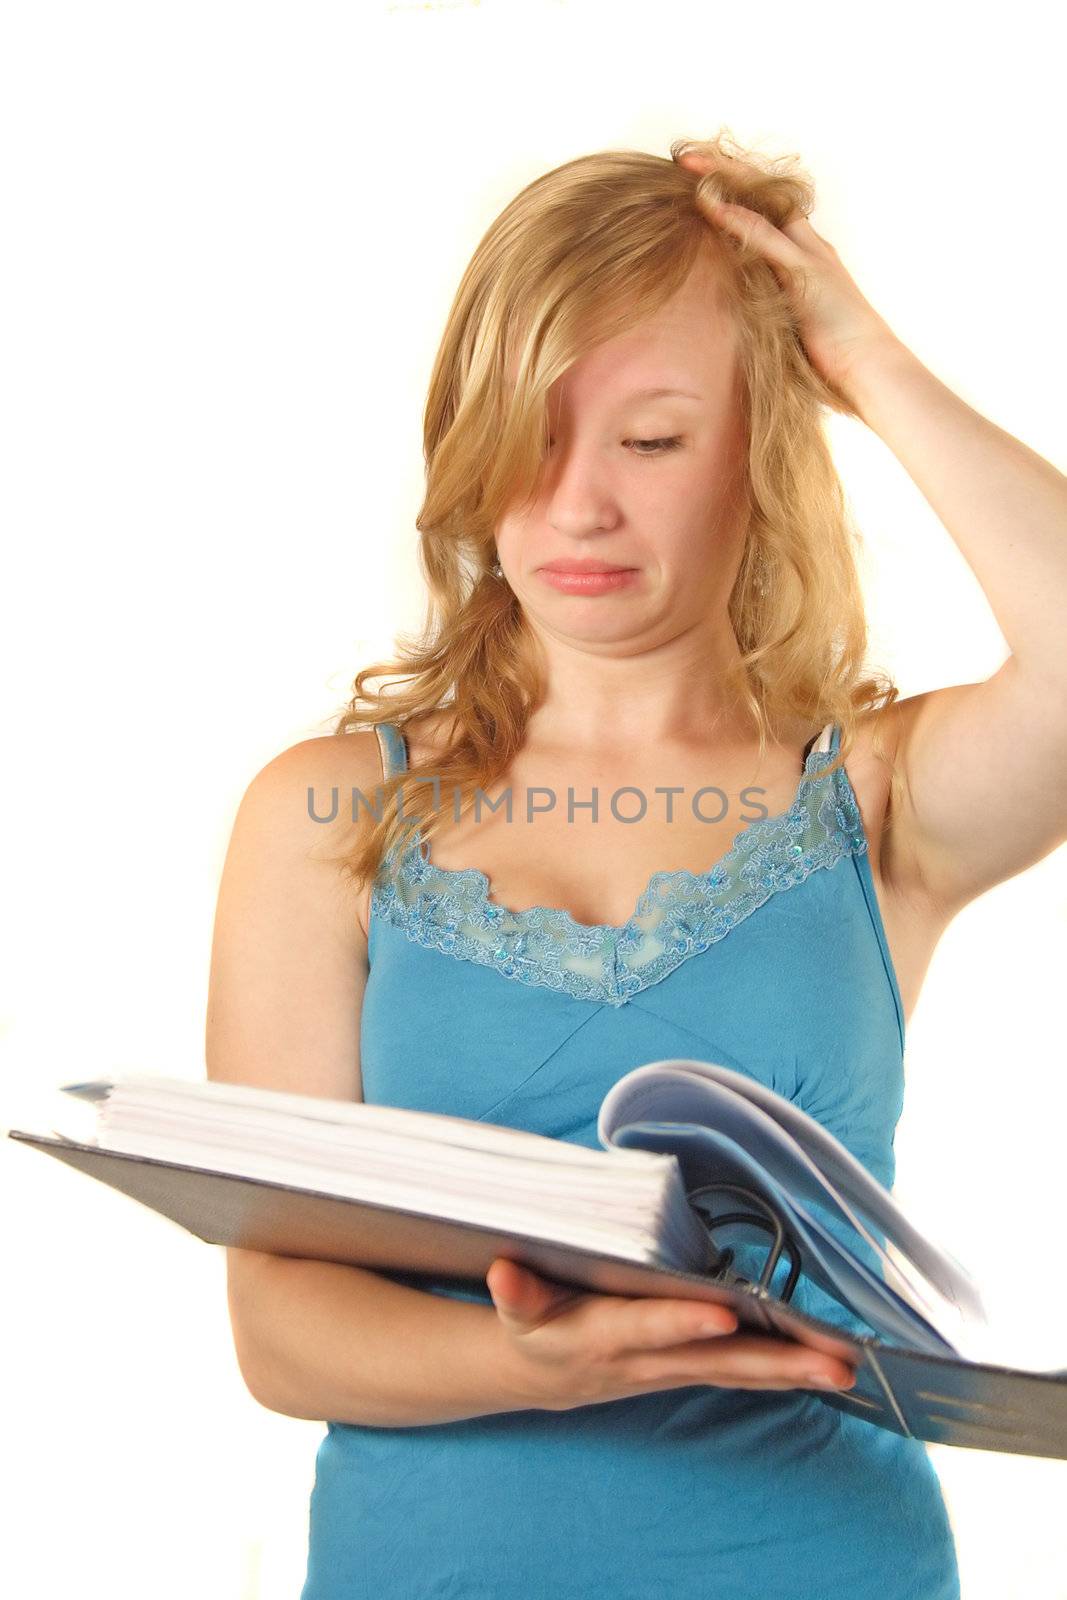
[3,1,1065,1595]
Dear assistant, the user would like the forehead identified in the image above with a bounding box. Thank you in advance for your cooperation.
[515,258,737,410]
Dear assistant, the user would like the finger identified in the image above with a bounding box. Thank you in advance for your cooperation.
[780,212,838,257]
[675,154,835,263]
[628,1333,856,1391]
[485,1257,526,1323]
[486,1258,577,1328]
[695,192,811,271]
[606,1295,739,1355]
[673,143,748,174]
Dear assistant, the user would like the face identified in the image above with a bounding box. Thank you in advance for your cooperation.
[495,254,750,653]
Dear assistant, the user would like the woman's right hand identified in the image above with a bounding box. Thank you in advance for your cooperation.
[486,1256,857,1412]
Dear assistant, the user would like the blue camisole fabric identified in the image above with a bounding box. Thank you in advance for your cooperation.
[300,720,960,1600]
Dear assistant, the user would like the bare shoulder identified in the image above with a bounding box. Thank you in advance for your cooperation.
[258,716,461,932]
[237,730,390,942]
[242,731,386,839]
[253,728,386,794]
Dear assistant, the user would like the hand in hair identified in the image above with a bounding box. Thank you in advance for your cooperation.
[674,144,907,404]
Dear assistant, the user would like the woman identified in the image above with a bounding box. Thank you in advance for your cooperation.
[208,134,1067,1598]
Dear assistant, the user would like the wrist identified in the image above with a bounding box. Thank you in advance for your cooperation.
[840,337,926,423]
[483,1307,563,1413]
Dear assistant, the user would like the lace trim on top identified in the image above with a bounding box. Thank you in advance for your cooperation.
[370,725,868,1007]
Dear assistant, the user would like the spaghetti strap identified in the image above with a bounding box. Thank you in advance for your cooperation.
[812,719,835,757]
[373,721,408,782]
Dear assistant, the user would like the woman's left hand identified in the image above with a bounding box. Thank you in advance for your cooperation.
[675,148,907,402]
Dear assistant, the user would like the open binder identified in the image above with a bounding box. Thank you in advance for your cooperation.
[8,1059,1067,1460]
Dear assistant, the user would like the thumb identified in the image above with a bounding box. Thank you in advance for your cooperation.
[486,1257,579,1332]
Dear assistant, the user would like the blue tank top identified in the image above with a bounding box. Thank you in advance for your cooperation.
[301,721,959,1600]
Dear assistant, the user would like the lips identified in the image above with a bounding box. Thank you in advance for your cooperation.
[539,560,637,574]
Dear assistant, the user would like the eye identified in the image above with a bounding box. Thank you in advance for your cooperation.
[624,437,683,456]
[544,436,683,457]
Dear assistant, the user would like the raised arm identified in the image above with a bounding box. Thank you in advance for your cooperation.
[841,347,1067,917]
[676,145,1067,919]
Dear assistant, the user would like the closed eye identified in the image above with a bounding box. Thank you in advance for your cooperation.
[625,436,683,456]
[545,436,684,457]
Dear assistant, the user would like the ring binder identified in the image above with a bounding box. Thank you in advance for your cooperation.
[12,1064,1067,1460]
[686,1180,803,1303]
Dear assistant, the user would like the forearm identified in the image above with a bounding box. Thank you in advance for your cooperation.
[226,1250,544,1427]
[843,341,1067,690]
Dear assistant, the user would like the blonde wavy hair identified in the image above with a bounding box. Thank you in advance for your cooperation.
[328,128,903,893]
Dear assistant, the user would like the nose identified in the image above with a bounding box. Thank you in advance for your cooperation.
[542,436,619,538]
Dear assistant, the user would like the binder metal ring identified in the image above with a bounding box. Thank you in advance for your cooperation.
[686,1180,803,1303]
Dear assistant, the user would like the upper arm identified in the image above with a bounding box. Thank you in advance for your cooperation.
[205,731,383,1385]
[881,657,1067,918]
[206,730,378,1103]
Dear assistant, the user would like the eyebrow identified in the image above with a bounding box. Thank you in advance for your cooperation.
[624,385,703,402]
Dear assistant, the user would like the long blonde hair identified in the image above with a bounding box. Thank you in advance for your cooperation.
[328,128,902,892]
